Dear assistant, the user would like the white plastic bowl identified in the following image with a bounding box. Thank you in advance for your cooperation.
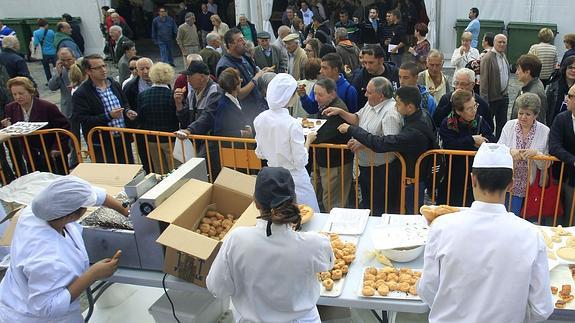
[380,245,424,263]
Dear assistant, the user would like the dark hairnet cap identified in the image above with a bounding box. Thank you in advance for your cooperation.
[184,61,210,75]
[254,167,297,209]
[257,31,271,39]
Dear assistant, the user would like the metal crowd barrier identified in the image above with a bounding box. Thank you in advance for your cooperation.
[414,149,574,226]
[86,127,407,214]
[0,128,81,185]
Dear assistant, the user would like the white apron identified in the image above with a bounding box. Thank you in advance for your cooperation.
[237,306,321,323]
[0,302,83,323]
[290,168,320,213]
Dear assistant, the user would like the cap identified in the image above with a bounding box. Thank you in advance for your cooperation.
[257,31,271,39]
[31,176,107,221]
[107,8,116,14]
[282,33,299,43]
[266,73,296,109]
[183,61,210,76]
[254,167,297,210]
[472,143,513,169]
[185,12,195,19]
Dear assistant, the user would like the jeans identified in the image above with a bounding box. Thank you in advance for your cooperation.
[41,54,57,83]
[158,41,174,65]
[405,182,425,215]
[505,192,524,216]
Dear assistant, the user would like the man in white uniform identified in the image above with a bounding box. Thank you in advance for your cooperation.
[207,167,333,322]
[253,73,320,212]
[417,143,554,323]
[0,176,128,322]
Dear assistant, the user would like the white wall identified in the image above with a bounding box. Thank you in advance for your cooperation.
[0,0,105,55]
[435,0,571,59]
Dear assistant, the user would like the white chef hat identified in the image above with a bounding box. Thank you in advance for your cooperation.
[31,176,106,221]
[266,73,297,110]
[472,143,513,169]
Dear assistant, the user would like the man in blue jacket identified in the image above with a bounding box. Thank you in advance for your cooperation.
[152,7,178,65]
[298,53,358,114]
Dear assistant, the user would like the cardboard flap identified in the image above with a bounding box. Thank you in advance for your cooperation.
[157,225,220,260]
[0,208,23,246]
[214,168,256,198]
[70,164,143,195]
[147,179,212,224]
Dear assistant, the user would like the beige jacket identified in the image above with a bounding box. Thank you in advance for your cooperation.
[480,50,509,102]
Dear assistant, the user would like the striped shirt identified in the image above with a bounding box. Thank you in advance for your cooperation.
[355,98,403,167]
[529,43,558,81]
[95,80,125,129]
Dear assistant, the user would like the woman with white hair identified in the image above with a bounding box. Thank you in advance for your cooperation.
[253,73,320,212]
[0,176,128,322]
[451,31,480,71]
[498,92,550,216]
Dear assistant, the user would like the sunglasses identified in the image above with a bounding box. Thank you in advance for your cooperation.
[129,66,136,70]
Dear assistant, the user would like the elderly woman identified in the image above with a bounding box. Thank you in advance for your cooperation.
[498,93,550,216]
[0,176,127,322]
[510,54,547,124]
[210,15,229,40]
[135,62,181,174]
[305,38,321,59]
[528,28,557,87]
[1,77,70,175]
[560,33,575,68]
[408,22,431,71]
[438,89,495,207]
[207,167,333,323]
[546,55,575,125]
[254,73,320,212]
[213,68,250,138]
[451,31,480,72]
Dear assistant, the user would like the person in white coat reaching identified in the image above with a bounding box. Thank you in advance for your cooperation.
[253,73,321,212]
[0,176,129,322]
[417,143,554,323]
[206,166,333,322]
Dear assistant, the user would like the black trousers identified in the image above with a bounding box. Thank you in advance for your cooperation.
[489,96,509,140]
[358,160,400,216]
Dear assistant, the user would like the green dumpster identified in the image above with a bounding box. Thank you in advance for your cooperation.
[507,22,558,65]
[25,18,63,34]
[454,19,505,53]
[1,18,32,57]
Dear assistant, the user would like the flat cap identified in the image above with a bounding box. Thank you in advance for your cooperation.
[282,33,299,42]
[257,31,271,39]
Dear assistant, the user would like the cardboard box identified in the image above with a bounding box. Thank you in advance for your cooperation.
[70,163,144,196]
[148,168,258,287]
[0,208,23,247]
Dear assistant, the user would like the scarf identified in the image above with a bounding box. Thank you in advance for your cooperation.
[447,111,478,133]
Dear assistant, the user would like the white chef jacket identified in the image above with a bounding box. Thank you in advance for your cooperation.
[417,201,554,323]
[206,219,334,323]
[254,108,320,212]
[0,206,96,322]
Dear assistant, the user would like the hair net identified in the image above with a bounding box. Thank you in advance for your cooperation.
[31,176,106,221]
[266,73,297,110]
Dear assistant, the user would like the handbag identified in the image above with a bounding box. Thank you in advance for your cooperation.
[30,28,48,60]
[521,168,564,219]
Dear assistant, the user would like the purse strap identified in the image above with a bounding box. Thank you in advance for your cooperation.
[39,28,48,46]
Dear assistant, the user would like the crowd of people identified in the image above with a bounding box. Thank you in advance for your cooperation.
[0,2,573,220]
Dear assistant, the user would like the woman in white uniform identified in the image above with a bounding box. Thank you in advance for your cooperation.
[0,176,128,323]
[253,73,321,212]
[206,167,333,323]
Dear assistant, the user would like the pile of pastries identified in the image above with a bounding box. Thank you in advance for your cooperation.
[195,210,236,240]
[318,233,356,291]
[552,284,573,308]
[541,226,575,261]
[361,267,420,297]
[301,118,321,129]
[419,205,460,223]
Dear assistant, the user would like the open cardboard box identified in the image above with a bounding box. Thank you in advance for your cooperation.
[147,167,257,287]
[0,208,23,247]
[70,163,144,196]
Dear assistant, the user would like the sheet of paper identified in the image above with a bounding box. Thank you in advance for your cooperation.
[388,44,398,53]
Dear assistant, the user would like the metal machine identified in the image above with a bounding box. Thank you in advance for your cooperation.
[82,158,208,270]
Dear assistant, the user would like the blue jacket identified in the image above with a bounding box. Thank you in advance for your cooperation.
[300,74,358,114]
[418,85,436,117]
[152,16,177,44]
[33,28,56,56]
[213,95,249,138]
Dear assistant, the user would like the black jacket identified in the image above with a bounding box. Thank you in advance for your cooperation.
[360,19,383,45]
[351,64,399,108]
[0,48,34,83]
[72,77,131,140]
[123,76,142,114]
[348,109,436,179]
[315,97,353,168]
[549,111,575,185]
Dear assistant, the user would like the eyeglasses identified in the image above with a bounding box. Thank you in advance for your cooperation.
[453,81,473,87]
[567,65,575,71]
[89,64,107,70]
[129,66,136,70]
[304,48,314,52]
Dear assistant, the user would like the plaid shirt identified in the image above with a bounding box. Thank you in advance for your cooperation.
[95,80,126,129]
